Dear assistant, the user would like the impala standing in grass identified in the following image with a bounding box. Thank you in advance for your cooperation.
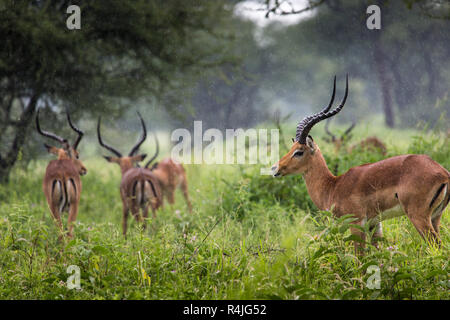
[97,112,162,237]
[36,109,87,239]
[143,130,192,212]
[272,75,449,251]
[324,112,387,156]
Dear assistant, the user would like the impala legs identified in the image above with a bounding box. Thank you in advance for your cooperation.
[142,181,159,229]
[123,195,158,237]
[351,217,384,253]
[431,214,442,235]
[142,205,149,230]
[122,197,131,238]
[142,198,159,231]
[401,182,449,247]
[66,181,79,238]
[350,217,367,254]
[399,195,442,247]
[141,202,155,231]
[130,199,144,233]
[67,201,79,238]
[166,189,175,205]
[180,179,192,213]
[166,182,192,213]
[408,214,441,247]
[369,222,383,248]
[48,204,64,241]
[47,182,66,241]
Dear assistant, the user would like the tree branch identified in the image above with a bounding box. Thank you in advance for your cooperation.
[264,0,326,18]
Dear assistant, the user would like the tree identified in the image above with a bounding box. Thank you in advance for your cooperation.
[254,0,449,128]
[0,0,233,183]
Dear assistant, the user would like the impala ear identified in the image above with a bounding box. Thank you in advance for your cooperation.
[130,154,147,163]
[44,143,59,155]
[103,156,119,163]
[306,135,315,154]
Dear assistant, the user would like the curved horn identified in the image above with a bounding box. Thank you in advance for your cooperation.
[97,117,123,157]
[296,76,336,142]
[66,110,84,150]
[322,75,336,114]
[36,109,68,146]
[144,130,159,169]
[296,75,348,144]
[342,120,356,138]
[128,111,147,156]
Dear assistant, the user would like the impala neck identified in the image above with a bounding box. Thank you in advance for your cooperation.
[119,162,134,175]
[302,148,336,211]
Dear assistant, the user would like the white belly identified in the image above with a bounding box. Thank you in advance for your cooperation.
[368,204,405,227]
[377,204,405,222]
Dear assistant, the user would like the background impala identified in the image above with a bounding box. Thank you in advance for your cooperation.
[36,109,86,239]
[143,131,192,213]
[324,117,387,156]
[97,112,162,237]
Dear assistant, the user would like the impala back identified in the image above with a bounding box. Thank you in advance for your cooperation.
[43,159,81,214]
[120,168,162,211]
[332,154,449,221]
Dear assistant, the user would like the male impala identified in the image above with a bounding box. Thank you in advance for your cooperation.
[272,75,449,250]
[97,112,162,237]
[143,131,192,212]
[324,118,387,155]
[36,109,87,239]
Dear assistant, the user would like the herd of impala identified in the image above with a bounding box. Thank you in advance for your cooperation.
[36,75,449,253]
[36,110,190,239]
[324,117,387,156]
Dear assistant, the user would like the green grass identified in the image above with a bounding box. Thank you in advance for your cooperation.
[0,124,448,300]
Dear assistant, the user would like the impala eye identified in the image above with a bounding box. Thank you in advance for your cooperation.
[293,150,304,158]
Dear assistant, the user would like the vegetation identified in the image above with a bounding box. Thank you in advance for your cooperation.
[2,1,449,182]
[0,0,448,301]
[0,124,448,299]
[0,0,233,182]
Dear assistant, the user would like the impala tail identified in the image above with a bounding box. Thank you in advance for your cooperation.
[50,177,78,214]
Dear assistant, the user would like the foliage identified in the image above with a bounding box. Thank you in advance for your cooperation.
[0,128,448,299]
[407,128,450,168]
[0,0,234,181]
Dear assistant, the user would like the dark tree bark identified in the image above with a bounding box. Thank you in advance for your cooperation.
[0,92,40,183]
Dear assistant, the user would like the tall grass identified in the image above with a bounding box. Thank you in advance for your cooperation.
[0,126,448,299]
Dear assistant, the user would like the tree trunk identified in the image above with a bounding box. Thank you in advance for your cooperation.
[373,35,395,128]
[0,93,40,183]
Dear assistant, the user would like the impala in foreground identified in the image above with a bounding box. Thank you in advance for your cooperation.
[272,76,449,251]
